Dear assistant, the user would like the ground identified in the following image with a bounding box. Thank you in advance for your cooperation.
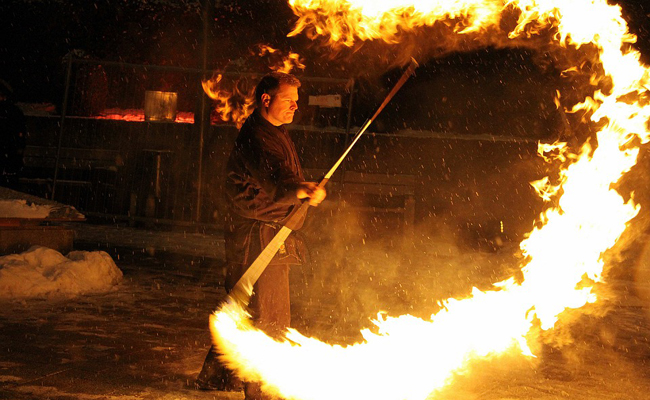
[0,248,229,400]
[1,224,650,400]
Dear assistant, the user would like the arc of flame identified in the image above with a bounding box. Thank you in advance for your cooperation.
[210,0,650,399]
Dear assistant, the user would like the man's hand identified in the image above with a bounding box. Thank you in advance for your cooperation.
[296,182,327,206]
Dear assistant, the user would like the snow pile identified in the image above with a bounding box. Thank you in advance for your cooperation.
[0,200,52,219]
[0,246,123,300]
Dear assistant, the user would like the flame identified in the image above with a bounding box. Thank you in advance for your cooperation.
[201,74,255,129]
[210,0,650,399]
[257,44,306,74]
[202,46,306,128]
[287,0,504,46]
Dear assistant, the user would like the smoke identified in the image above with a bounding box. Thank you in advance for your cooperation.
[288,138,649,363]
[292,203,524,344]
[290,203,650,385]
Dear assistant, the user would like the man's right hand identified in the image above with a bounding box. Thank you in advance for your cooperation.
[296,182,327,206]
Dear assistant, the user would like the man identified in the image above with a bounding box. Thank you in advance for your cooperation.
[196,72,326,399]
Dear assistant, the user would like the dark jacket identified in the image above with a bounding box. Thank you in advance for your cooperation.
[224,110,306,266]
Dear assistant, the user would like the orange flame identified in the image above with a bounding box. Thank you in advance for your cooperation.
[201,74,255,129]
[257,44,306,74]
[287,0,504,46]
[210,0,650,398]
[202,46,306,127]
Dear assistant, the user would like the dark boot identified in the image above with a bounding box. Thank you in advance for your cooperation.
[195,345,243,391]
[245,381,278,400]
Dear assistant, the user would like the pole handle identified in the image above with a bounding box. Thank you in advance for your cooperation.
[318,177,329,188]
[280,175,329,231]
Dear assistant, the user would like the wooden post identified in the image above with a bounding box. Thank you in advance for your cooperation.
[195,0,215,224]
[52,55,73,200]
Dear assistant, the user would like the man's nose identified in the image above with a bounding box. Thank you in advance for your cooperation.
[290,101,298,110]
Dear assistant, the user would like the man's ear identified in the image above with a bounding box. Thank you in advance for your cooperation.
[261,93,271,107]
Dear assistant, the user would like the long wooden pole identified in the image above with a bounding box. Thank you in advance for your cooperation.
[229,58,419,305]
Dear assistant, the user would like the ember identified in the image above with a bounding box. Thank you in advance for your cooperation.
[209,0,650,399]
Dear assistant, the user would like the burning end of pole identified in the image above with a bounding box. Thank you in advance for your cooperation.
[209,282,542,400]
[227,281,254,308]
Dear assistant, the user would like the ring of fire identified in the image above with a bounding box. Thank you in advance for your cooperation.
[210,1,650,400]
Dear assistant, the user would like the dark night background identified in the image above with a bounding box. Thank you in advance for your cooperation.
[0,0,306,104]
[1,0,650,132]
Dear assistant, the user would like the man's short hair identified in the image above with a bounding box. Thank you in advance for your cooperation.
[255,72,301,107]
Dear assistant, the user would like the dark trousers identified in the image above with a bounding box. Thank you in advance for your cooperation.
[197,263,291,399]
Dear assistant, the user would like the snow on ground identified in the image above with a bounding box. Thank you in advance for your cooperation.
[0,246,123,300]
[0,199,52,219]
[0,187,85,220]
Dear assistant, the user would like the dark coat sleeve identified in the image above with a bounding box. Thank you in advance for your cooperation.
[242,130,302,205]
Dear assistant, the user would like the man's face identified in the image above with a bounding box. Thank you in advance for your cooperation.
[262,84,299,126]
